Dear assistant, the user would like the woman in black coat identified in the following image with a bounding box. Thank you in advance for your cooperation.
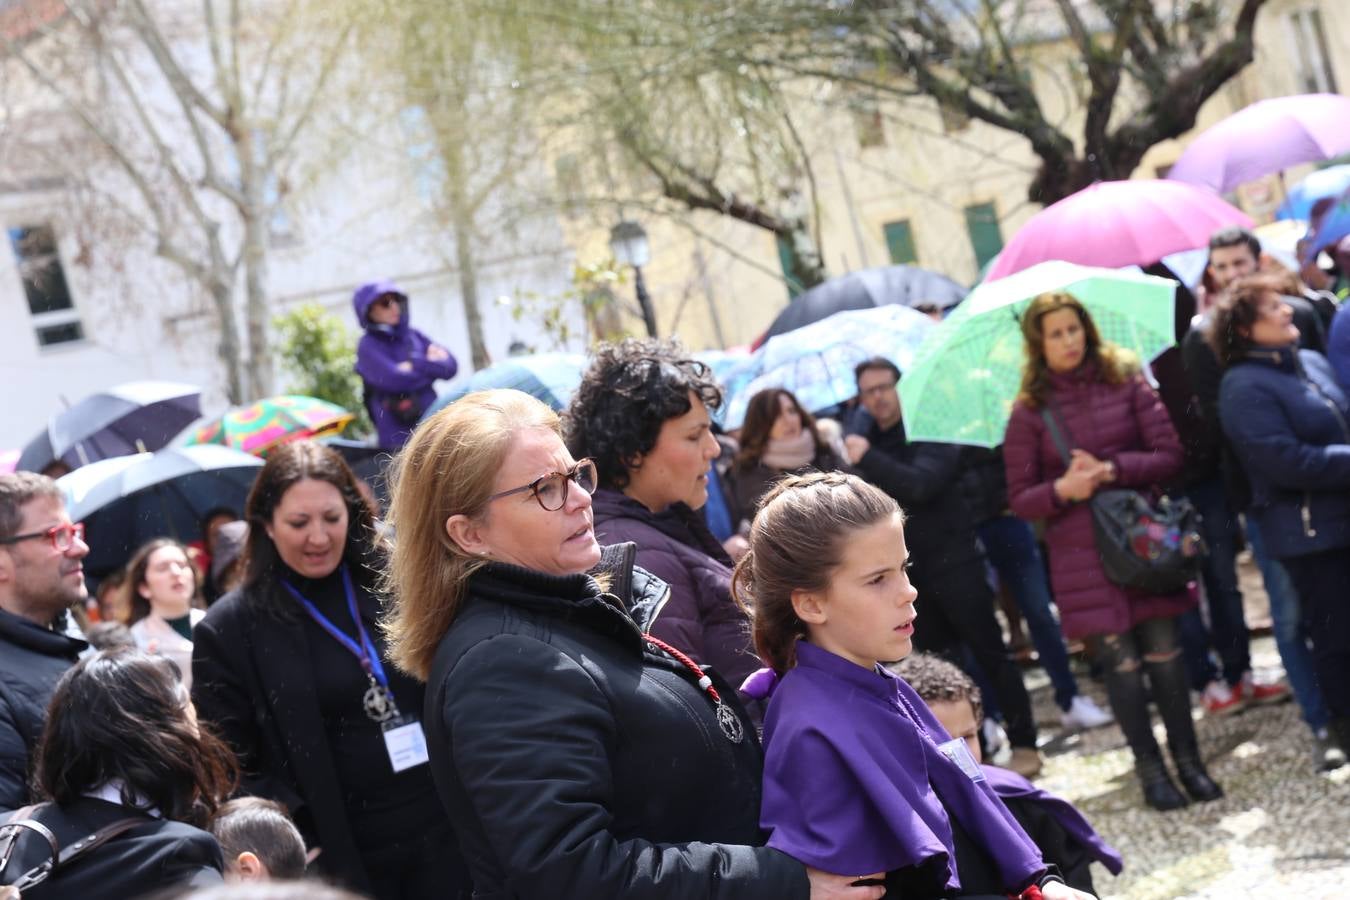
[191,441,470,899]
[380,388,882,900]
[1,650,231,898]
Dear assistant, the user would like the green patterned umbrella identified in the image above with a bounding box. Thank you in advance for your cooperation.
[899,261,1177,447]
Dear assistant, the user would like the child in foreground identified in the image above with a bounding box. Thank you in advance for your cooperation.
[210,797,308,882]
[891,653,1124,895]
[735,472,1095,899]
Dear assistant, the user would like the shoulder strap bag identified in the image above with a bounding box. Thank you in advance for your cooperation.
[1041,406,1205,594]
[0,803,148,891]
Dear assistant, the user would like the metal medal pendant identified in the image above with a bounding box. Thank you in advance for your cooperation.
[715,701,745,744]
[363,680,397,723]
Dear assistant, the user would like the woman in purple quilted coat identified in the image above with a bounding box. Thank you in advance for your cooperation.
[1004,291,1221,812]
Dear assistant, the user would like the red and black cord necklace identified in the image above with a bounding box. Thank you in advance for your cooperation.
[643,634,745,744]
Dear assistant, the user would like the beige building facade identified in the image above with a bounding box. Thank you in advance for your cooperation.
[564,0,1349,351]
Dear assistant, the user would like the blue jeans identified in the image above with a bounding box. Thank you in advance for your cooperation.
[1180,476,1251,690]
[1246,516,1328,731]
[976,516,1079,712]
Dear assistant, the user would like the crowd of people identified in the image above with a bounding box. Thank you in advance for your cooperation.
[0,224,1348,898]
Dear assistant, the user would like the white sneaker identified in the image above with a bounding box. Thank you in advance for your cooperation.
[1061,695,1114,731]
[982,718,1010,764]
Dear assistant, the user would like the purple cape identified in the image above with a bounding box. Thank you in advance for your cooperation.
[981,765,1124,876]
[759,641,1046,891]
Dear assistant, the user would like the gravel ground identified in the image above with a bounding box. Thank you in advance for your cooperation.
[1020,635,1350,900]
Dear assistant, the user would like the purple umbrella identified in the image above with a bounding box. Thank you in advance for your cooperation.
[985,180,1252,282]
[1167,93,1350,193]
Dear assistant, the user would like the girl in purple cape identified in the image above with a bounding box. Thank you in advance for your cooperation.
[734,472,1095,900]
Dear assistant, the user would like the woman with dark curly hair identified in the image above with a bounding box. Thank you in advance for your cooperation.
[729,388,852,530]
[1215,273,1350,758]
[0,650,236,897]
[565,338,759,689]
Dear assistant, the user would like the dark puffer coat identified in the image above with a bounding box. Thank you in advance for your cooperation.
[1004,365,1192,639]
[590,488,758,689]
[423,544,805,900]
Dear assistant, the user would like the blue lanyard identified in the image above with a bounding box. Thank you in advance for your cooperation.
[281,565,391,692]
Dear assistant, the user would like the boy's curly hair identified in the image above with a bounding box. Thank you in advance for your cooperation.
[564,338,722,490]
[888,652,983,721]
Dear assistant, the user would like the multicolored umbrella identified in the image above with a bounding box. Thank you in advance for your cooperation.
[423,353,586,418]
[722,305,937,430]
[900,262,1177,447]
[185,395,353,456]
[1167,93,1350,193]
[985,180,1253,282]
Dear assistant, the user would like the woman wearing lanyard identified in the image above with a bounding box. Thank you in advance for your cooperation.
[191,440,470,899]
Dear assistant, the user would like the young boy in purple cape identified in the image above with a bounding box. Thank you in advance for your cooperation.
[891,653,1123,895]
[735,472,1097,900]
[352,280,458,449]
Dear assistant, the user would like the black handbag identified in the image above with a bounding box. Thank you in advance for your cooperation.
[1041,407,1205,594]
[0,803,147,891]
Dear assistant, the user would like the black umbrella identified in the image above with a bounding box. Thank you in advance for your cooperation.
[57,445,262,578]
[319,437,393,510]
[18,381,202,473]
[760,265,968,344]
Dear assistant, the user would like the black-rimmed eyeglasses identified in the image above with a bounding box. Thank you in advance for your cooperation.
[488,459,598,512]
[0,522,85,552]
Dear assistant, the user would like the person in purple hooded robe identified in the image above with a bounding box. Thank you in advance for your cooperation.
[352,280,458,449]
[734,471,1096,900]
[891,653,1123,895]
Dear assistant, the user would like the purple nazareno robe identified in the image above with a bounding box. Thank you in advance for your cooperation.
[758,641,1046,893]
[980,765,1124,876]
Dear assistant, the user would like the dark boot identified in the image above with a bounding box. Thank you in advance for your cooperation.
[1172,752,1224,802]
[1330,717,1350,757]
[1136,751,1189,811]
[1147,649,1223,803]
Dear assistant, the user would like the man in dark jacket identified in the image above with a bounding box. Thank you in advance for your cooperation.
[0,473,89,812]
[843,358,1042,778]
[1176,230,1327,759]
[353,280,458,450]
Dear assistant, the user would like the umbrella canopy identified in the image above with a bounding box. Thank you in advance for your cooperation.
[17,381,202,473]
[1277,164,1350,221]
[1167,93,1350,193]
[1302,191,1350,262]
[423,353,586,419]
[986,181,1253,282]
[759,265,966,344]
[0,450,17,475]
[185,395,353,456]
[721,305,937,430]
[900,262,1177,447]
[59,445,263,578]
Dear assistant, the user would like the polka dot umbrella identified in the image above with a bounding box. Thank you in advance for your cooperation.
[184,395,354,457]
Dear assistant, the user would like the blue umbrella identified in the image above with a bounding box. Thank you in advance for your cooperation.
[424,353,587,419]
[759,264,967,344]
[58,445,262,577]
[18,381,202,473]
[722,305,937,430]
[1277,164,1350,221]
[1302,190,1350,262]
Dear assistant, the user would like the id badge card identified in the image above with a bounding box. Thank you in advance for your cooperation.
[937,737,985,782]
[382,716,430,773]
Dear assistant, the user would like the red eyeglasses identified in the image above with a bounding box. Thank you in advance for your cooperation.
[0,522,86,552]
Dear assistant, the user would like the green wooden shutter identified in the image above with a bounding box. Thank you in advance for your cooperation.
[777,235,803,300]
[883,220,918,265]
[964,203,1004,270]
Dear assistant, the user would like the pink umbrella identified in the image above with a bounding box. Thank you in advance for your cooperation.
[1167,93,1350,193]
[0,450,17,475]
[985,180,1252,282]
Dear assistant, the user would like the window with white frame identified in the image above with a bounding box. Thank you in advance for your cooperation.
[1286,7,1338,93]
[8,224,84,347]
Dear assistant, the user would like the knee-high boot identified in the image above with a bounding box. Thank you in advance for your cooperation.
[1103,659,1187,811]
[1145,652,1223,803]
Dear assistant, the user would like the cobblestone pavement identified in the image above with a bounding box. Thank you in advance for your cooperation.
[1021,635,1350,899]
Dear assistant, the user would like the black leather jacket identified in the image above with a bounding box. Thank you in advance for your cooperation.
[423,543,806,900]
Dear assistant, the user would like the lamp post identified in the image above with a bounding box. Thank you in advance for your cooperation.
[609,220,658,337]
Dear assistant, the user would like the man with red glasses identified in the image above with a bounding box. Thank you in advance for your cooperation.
[0,473,90,812]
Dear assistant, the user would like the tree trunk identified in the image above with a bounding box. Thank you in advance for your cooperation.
[436,119,490,369]
[238,142,273,399]
[208,278,245,403]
